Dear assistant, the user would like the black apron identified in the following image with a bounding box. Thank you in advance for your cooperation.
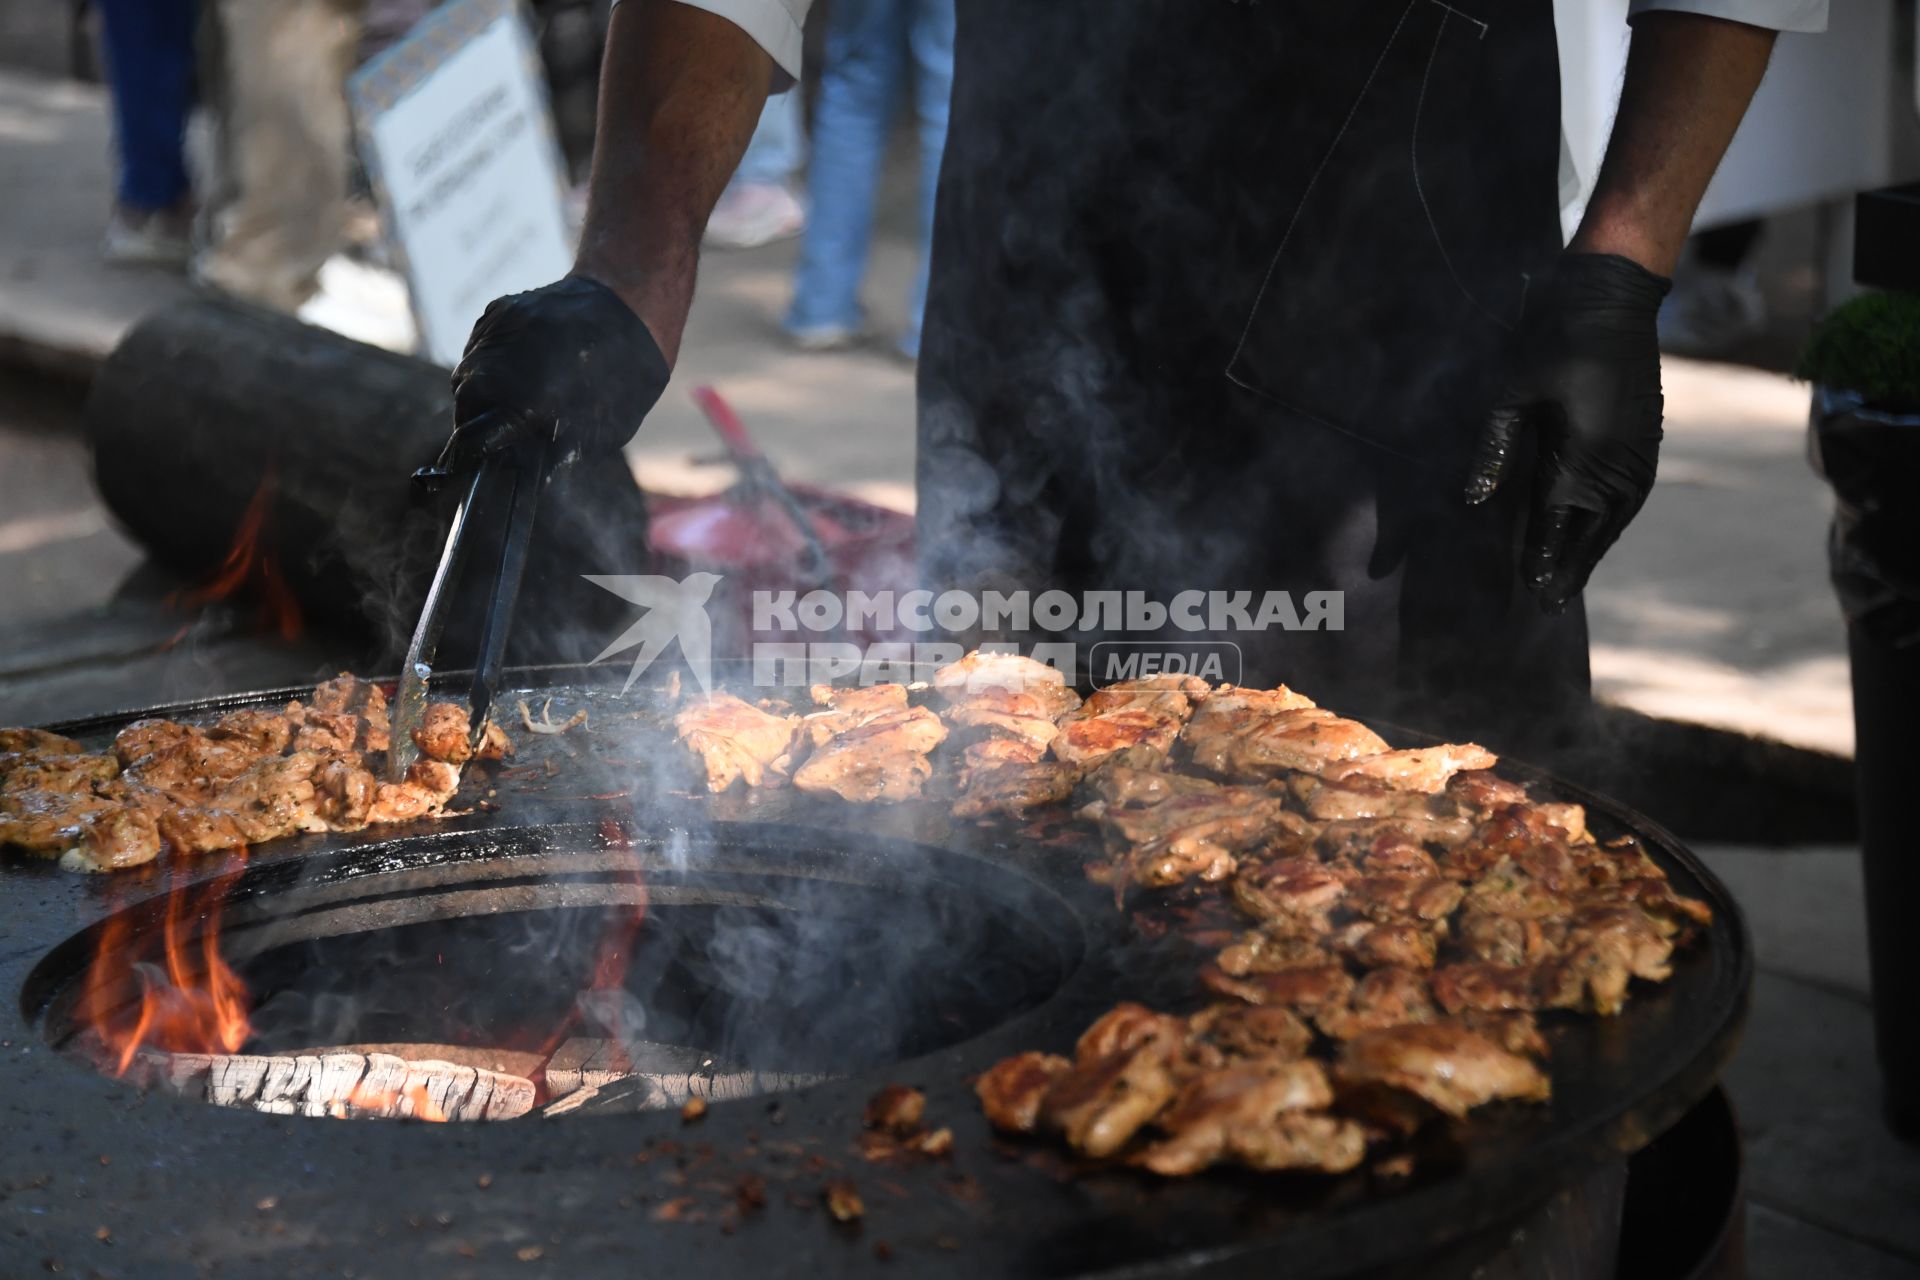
[915,0,1588,747]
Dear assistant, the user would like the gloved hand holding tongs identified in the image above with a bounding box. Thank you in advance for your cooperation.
[389,276,671,780]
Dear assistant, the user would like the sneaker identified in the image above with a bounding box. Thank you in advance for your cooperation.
[1657,266,1768,358]
[704,183,806,250]
[103,202,194,268]
[786,322,862,353]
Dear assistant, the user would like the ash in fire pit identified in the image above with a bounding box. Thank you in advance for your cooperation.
[27,822,1084,1121]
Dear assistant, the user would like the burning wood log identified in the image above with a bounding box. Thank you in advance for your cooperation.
[85,297,656,660]
[140,1049,535,1121]
[538,1038,835,1115]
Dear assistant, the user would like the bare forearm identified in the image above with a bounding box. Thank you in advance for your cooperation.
[573,0,773,364]
[1571,12,1775,276]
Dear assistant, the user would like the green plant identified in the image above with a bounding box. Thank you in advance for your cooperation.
[1796,290,1920,409]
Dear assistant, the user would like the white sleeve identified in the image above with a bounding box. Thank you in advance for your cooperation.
[617,0,812,83]
[1626,0,1828,33]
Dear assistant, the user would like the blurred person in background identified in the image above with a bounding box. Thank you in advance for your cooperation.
[95,0,198,266]
[782,0,953,358]
[195,0,367,311]
[705,91,808,249]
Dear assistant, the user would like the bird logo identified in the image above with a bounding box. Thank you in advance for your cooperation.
[583,572,723,694]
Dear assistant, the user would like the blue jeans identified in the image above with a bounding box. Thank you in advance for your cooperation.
[784,0,954,357]
[731,89,806,189]
[95,0,198,211]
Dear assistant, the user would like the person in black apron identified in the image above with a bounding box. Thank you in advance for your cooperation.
[428,0,1799,747]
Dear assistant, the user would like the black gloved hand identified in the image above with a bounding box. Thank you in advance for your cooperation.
[1464,252,1671,612]
[427,275,670,483]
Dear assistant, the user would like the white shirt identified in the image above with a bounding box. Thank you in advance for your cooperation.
[674,0,1828,81]
[662,0,813,82]
[669,0,1828,209]
[1628,0,1828,32]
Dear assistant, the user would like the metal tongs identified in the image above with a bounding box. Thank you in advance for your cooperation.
[386,428,549,782]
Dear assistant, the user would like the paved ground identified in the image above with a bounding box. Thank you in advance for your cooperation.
[1,57,1913,1279]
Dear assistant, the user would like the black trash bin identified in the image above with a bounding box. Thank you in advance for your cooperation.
[1809,383,1920,1140]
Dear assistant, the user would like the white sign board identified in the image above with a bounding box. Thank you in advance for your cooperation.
[349,0,575,366]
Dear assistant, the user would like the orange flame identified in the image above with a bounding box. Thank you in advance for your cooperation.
[169,466,304,641]
[80,866,253,1076]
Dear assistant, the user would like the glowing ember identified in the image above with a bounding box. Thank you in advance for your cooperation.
[340,1077,450,1123]
[80,867,253,1076]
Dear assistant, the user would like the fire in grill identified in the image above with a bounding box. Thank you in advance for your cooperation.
[29,823,1083,1122]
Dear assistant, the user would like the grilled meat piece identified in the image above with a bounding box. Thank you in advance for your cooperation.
[306,674,392,752]
[803,683,910,747]
[1136,1061,1362,1176]
[409,702,511,765]
[1295,776,1442,821]
[672,694,799,792]
[0,752,120,795]
[1322,743,1498,794]
[210,709,295,755]
[1054,677,1207,768]
[365,759,461,825]
[1453,1011,1550,1059]
[1192,706,1390,780]
[942,682,1082,756]
[1042,1023,1182,1158]
[295,707,365,755]
[1534,802,1591,844]
[1181,686,1317,773]
[1535,905,1676,1015]
[975,1051,1071,1133]
[0,728,85,758]
[1231,855,1354,924]
[1075,1003,1187,1062]
[1215,926,1336,977]
[793,705,950,803]
[0,786,122,856]
[1316,816,1476,858]
[1446,769,1529,816]
[1335,1024,1550,1117]
[1184,1003,1315,1067]
[933,650,1067,698]
[56,806,164,873]
[1431,962,1541,1014]
[1201,963,1355,1015]
[1581,874,1715,930]
[1186,685,1319,733]
[1462,855,1575,921]
[953,759,1079,820]
[1103,787,1297,888]
[313,755,378,830]
[124,786,248,855]
[114,721,263,797]
[1081,761,1217,812]
[1316,967,1440,1040]
[1333,920,1439,971]
[214,751,327,843]
[311,673,386,716]
[864,1084,927,1136]
[1455,908,1561,968]
[1346,873,1465,924]
[961,736,1047,774]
